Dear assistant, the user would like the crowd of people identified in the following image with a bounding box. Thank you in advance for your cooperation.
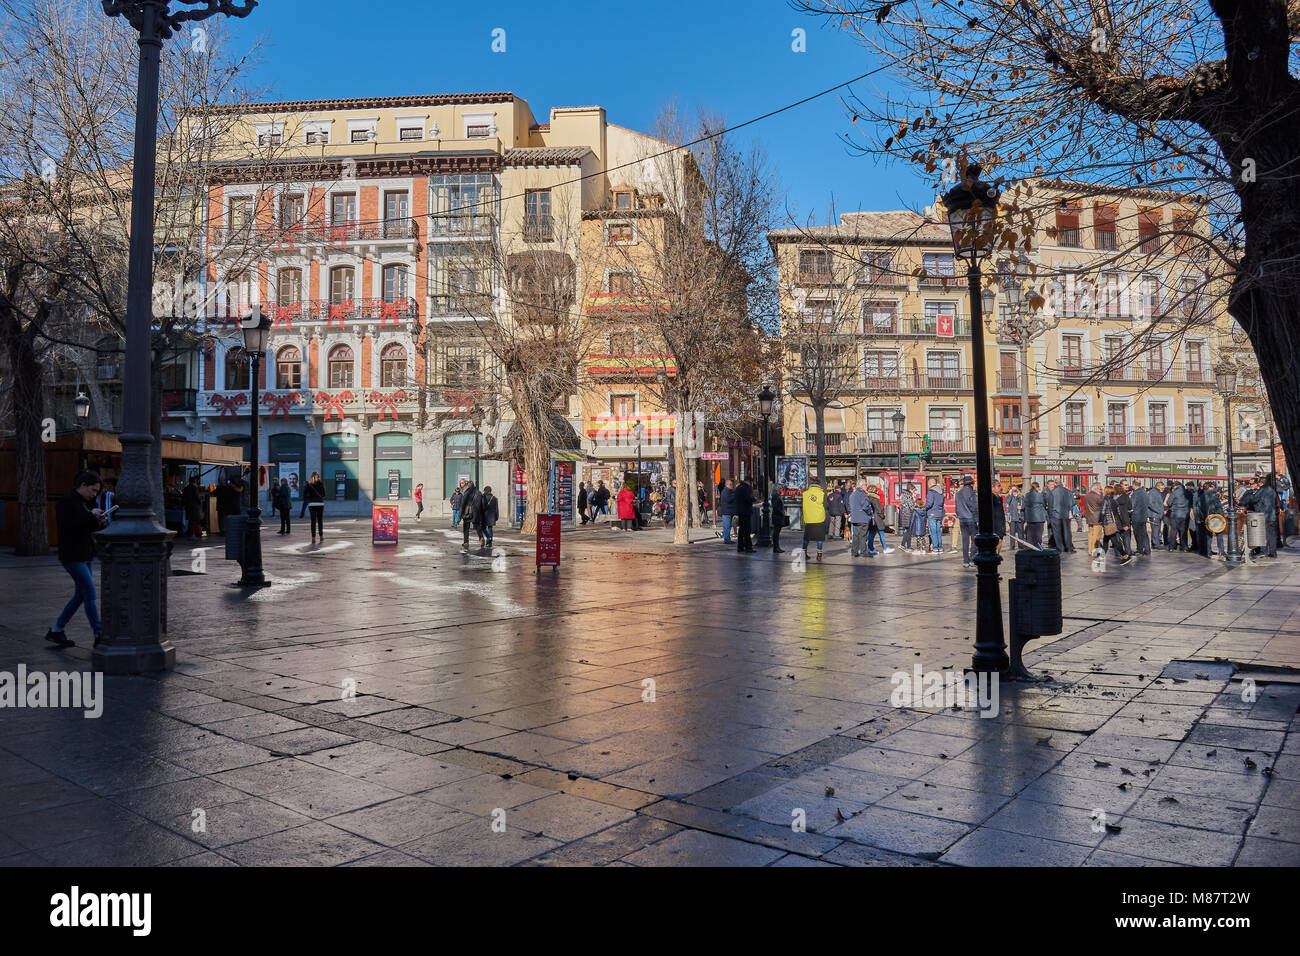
[447,477,500,551]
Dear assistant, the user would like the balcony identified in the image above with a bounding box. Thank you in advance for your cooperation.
[523,215,553,243]
[859,372,974,393]
[917,274,961,291]
[212,218,420,248]
[786,432,979,457]
[428,213,493,239]
[861,315,972,337]
[995,372,1027,393]
[1059,426,1216,448]
[196,386,418,421]
[1055,365,1215,387]
[207,297,418,330]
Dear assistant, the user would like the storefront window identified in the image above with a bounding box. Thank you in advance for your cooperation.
[322,432,359,500]
[374,432,412,499]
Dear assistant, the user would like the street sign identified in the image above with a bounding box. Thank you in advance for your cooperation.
[536,513,561,571]
[700,451,729,460]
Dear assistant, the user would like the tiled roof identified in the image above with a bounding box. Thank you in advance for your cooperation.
[768,210,950,244]
[503,146,591,166]
[201,93,516,116]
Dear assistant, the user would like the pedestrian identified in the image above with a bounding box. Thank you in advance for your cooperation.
[450,480,464,527]
[1192,481,1210,557]
[99,480,116,526]
[182,475,204,539]
[993,485,1007,553]
[1100,483,1132,564]
[1115,481,1135,559]
[1072,498,1084,534]
[577,481,589,525]
[1252,476,1280,558]
[305,471,326,540]
[1046,478,1075,552]
[616,483,636,531]
[907,491,928,554]
[1006,484,1024,550]
[826,482,846,539]
[1023,481,1047,548]
[848,478,876,558]
[734,478,755,553]
[719,478,737,544]
[770,483,786,553]
[955,474,978,567]
[1167,480,1191,551]
[801,480,828,562]
[1130,481,1151,554]
[591,480,611,524]
[923,477,945,553]
[45,470,107,648]
[866,481,892,555]
[460,481,481,550]
[697,481,712,526]
[414,482,424,521]
[1084,483,1104,554]
[898,485,915,551]
[1152,481,1169,549]
[478,485,499,549]
[1206,485,1228,558]
[273,477,292,533]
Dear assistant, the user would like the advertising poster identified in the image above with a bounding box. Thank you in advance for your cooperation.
[551,460,575,522]
[388,469,400,500]
[334,470,347,501]
[536,513,561,569]
[280,462,301,499]
[371,504,399,545]
[775,456,808,532]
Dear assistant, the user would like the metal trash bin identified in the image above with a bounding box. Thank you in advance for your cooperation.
[1007,547,1063,679]
[1246,512,1268,548]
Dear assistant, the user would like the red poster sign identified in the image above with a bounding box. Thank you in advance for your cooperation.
[937,313,954,337]
[536,513,561,569]
[372,505,399,545]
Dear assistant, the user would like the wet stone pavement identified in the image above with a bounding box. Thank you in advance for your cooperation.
[2,517,1299,867]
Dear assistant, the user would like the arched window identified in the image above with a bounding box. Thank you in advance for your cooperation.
[328,344,354,389]
[277,268,302,305]
[382,264,408,302]
[380,343,407,387]
[329,266,355,304]
[225,346,250,390]
[276,345,301,390]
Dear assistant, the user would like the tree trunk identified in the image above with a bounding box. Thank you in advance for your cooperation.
[673,439,690,544]
[515,407,549,538]
[8,323,49,555]
[814,403,826,487]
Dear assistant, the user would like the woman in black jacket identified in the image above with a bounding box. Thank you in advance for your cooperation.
[1100,484,1131,564]
[46,471,107,648]
[479,486,500,548]
[304,472,326,540]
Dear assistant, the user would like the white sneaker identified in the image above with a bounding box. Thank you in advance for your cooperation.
[883,547,895,554]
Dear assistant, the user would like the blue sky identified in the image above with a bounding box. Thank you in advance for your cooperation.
[228,0,933,224]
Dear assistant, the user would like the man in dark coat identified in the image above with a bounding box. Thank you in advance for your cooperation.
[1193,481,1211,556]
[1254,477,1280,557]
[954,474,978,567]
[1115,482,1134,555]
[1005,484,1023,550]
[1084,483,1104,554]
[1130,481,1151,554]
[46,471,107,648]
[923,478,946,553]
[1045,479,1075,552]
[734,479,755,553]
[826,483,847,539]
[1151,481,1168,550]
[719,479,737,544]
[770,484,786,553]
[577,481,589,525]
[1023,482,1047,548]
[460,481,480,551]
[1167,480,1191,551]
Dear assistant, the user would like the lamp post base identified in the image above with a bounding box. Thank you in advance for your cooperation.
[969,531,1009,674]
[756,502,772,548]
[92,516,176,674]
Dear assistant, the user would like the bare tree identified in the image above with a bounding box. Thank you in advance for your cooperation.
[795,0,1300,485]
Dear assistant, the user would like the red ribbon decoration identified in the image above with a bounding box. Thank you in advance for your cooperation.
[378,298,407,326]
[444,390,480,417]
[315,389,354,420]
[209,392,248,417]
[329,224,352,245]
[263,391,302,419]
[368,389,408,421]
[327,299,354,328]
[270,302,301,332]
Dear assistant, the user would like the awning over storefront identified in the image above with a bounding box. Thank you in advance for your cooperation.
[490,413,584,460]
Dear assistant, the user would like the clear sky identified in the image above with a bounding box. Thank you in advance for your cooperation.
[227,0,934,225]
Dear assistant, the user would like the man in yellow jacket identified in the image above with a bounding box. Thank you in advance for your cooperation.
[801,481,829,562]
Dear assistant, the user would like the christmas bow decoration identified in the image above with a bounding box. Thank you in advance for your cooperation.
[378,298,408,326]
[327,299,354,328]
[369,389,408,421]
[270,302,301,332]
[444,390,480,418]
[315,389,354,420]
[209,392,248,417]
[264,391,302,419]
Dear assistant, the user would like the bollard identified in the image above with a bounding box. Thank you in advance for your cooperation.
[1007,547,1064,680]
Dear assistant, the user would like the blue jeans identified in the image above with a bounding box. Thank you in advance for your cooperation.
[722,514,733,542]
[928,517,943,550]
[452,508,460,527]
[869,528,887,552]
[56,561,101,634]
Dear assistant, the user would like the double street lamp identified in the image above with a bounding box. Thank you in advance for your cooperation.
[942,163,1008,675]
[756,385,775,547]
[892,409,906,521]
[95,0,256,673]
[238,307,270,587]
[1216,361,1244,564]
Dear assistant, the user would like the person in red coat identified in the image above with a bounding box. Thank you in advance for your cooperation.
[616,485,637,531]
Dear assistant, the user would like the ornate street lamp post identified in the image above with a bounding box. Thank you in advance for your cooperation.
[942,163,1008,675]
[237,308,270,586]
[95,0,256,673]
[1216,361,1243,564]
[756,385,775,547]
[633,419,644,526]
[892,408,906,521]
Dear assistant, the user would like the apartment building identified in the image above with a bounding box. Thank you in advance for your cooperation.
[156,92,678,516]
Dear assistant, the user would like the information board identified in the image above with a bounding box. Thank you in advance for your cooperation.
[536,513,561,570]
[372,505,399,545]
[551,460,575,521]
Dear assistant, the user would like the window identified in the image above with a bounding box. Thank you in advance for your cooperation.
[866,408,903,449]
[257,131,281,147]
[606,221,635,245]
[1063,403,1085,442]
[329,266,355,304]
[1171,211,1195,255]
[1093,203,1117,250]
[859,252,894,284]
[1145,346,1165,381]
[442,345,482,387]
[614,191,635,211]
[1179,275,1202,318]
[799,249,832,283]
[923,300,958,334]
[1187,404,1206,443]
[399,126,422,141]
[276,268,302,306]
[1139,274,1159,317]
[926,351,961,387]
[384,191,409,222]
[1054,200,1081,246]
[1107,403,1128,442]
[276,346,301,390]
[382,264,408,302]
[224,270,251,315]
[327,345,354,389]
[466,124,491,138]
[1138,207,1161,253]
[609,394,637,417]
[1098,272,1121,316]
[280,194,304,230]
[225,347,250,390]
[1062,334,1083,375]
[863,350,899,386]
[430,247,488,311]
[349,125,375,143]
[862,299,898,333]
[802,300,834,325]
[999,351,1019,390]
[430,174,495,236]
[1148,404,1168,444]
[380,343,407,387]
[305,129,328,145]
[921,253,955,277]
[1185,341,1204,381]
[330,193,357,225]
[1104,336,1125,378]
[928,408,963,450]
[524,190,552,241]
[608,271,636,296]
[609,329,635,354]
[228,197,253,230]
